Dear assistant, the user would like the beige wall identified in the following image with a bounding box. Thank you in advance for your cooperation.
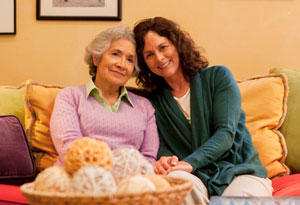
[1,0,300,86]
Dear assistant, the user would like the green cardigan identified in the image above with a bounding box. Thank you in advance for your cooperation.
[150,65,267,196]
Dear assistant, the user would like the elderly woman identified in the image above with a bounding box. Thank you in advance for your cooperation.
[50,26,159,166]
[133,17,273,204]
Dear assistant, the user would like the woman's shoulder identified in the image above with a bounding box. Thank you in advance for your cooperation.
[57,85,86,97]
[200,65,235,81]
[127,91,154,109]
[201,65,232,75]
[128,91,151,103]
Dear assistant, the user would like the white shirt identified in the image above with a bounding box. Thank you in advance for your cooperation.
[173,88,191,124]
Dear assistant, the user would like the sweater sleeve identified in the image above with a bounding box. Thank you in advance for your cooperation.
[50,87,83,165]
[138,99,159,166]
[183,66,242,171]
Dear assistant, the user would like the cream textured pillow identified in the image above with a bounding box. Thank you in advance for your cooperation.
[237,74,289,178]
[24,81,63,171]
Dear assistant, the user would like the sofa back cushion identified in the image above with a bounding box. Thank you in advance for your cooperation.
[237,73,289,178]
[24,81,63,172]
[270,68,300,174]
[0,115,36,185]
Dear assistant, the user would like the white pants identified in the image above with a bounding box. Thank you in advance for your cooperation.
[168,171,273,205]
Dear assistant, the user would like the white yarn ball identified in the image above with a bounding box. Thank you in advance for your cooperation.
[34,166,70,193]
[117,175,156,194]
[70,165,116,195]
[111,148,154,180]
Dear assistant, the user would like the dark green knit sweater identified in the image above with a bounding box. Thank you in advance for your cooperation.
[150,65,267,196]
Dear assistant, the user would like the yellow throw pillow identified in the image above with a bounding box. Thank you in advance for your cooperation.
[237,74,289,178]
[24,81,63,171]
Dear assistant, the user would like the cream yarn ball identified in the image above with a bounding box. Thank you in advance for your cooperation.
[34,166,70,193]
[64,137,112,175]
[111,148,154,180]
[116,175,156,194]
[144,174,170,189]
[70,165,116,195]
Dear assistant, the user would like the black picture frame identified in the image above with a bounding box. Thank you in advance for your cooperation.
[36,0,122,21]
[0,0,16,35]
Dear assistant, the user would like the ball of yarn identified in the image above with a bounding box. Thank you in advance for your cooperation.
[34,166,70,193]
[116,175,156,194]
[111,148,154,180]
[64,137,112,175]
[144,174,170,189]
[70,165,116,194]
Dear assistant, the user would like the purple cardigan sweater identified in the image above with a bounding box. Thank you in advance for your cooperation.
[50,85,159,166]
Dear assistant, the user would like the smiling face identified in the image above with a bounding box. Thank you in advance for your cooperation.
[142,31,182,81]
[94,38,136,89]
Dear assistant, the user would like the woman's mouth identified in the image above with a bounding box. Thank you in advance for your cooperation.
[110,70,125,76]
[157,60,170,69]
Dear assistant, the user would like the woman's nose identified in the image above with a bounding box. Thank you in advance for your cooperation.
[154,52,164,62]
[116,57,126,69]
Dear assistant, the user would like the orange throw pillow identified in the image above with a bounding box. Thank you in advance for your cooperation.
[24,81,63,171]
[237,74,289,178]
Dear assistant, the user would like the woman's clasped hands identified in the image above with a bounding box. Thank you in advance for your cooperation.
[154,155,193,175]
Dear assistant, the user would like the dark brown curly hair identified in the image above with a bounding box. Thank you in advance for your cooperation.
[133,17,209,92]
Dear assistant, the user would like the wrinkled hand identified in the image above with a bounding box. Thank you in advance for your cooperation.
[166,161,193,173]
[154,156,193,175]
[154,156,178,175]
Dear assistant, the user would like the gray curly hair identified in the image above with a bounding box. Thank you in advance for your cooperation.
[84,26,139,78]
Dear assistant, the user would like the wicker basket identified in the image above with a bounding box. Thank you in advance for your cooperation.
[20,176,193,205]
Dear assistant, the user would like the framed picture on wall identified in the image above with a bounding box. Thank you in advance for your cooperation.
[36,0,122,21]
[0,0,16,35]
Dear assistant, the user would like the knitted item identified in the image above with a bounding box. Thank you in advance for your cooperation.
[50,85,159,166]
[34,166,70,193]
[144,175,171,189]
[111,148,154,181]
[64,137,112,175]
[116,175,156,194]
[70,165,116,194]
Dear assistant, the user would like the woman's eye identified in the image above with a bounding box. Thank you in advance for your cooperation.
[127,58,134,63]
[160,45,168,51]
[112,52,119,56]
[145,53,153,59]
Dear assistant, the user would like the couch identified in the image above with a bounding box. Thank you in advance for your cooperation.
[1,68,300,204]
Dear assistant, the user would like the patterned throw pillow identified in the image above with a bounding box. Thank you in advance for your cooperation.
[24,81,63,171]
[237,73,289,178]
